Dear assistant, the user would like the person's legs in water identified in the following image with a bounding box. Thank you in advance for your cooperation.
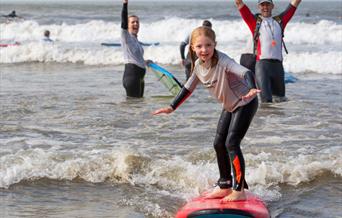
[140,78,145,97]
[270,62,286,102]
[205,109,233,199]
[123,64,145,98]
[255,61,272,103]
[221,97,258,202]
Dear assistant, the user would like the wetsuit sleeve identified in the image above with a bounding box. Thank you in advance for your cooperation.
[244,70,256,89]
[170,72,199,110]
[170,87,192,110]
[278,4,297,28]
[180,35,190,60]
[239,5,257,34]
[121,2,128,30]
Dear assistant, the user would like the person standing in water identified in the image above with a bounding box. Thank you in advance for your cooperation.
[235,0,301,103]
[180,20,212,81]
[121,0,146,98]
[153,26,260,202]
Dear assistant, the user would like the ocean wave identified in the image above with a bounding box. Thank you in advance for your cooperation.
[1,19,341,45]
[1,146,341,202]
[1,18,341,74]
[0,41,340,74]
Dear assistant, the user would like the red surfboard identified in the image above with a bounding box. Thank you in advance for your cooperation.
[176,191,270,218]
[0,42,20,47]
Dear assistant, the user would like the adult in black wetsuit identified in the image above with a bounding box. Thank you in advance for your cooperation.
[121,0,146,98]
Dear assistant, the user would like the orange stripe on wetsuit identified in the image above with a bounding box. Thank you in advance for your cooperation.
[233,155,242,185]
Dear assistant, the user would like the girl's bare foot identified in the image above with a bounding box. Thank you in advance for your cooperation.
[204,187,232,199]
[220,190,246,203]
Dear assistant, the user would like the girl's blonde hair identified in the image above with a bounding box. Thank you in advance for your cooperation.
[189,26,218,74]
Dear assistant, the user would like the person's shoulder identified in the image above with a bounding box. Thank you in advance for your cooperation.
[217,50,233,64]
[216,50,239,70]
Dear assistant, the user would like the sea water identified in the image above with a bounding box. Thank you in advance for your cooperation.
[0,1,341,218]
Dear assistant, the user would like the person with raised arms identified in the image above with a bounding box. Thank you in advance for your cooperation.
[153,26,260,202]
[235,0,301,103]
[121,0,146,98]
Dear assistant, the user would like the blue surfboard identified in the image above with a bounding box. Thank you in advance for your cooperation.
[101,42,160,47]
[147,62,183,96]
[285,72,298,84]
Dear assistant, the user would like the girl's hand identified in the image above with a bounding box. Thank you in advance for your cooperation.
[152,106,174,115]
[241,88,261,101]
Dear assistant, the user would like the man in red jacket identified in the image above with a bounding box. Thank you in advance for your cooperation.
[235,0,301,103]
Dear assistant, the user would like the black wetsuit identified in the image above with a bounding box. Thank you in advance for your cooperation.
[123,63,145,98]
[121,3,145,98]
[214,97,258,190]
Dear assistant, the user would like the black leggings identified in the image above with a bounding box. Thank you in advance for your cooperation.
[213,97,258,191]
[123,63,146,98]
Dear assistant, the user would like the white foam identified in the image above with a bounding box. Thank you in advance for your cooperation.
[1,18,341,74]
[0,145,341,202]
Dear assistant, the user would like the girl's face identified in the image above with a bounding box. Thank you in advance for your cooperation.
[192,35,216,64]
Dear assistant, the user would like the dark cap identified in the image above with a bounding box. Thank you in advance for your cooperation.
[258,0,273,4]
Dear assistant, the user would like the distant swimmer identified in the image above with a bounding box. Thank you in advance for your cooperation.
[2,10,22,19]
[42,30,53,42]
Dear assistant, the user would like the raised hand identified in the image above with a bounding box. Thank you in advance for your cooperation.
[235,0,245,9]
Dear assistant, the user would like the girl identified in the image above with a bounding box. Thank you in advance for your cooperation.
[121,0,146,98]
[153,26,260,202]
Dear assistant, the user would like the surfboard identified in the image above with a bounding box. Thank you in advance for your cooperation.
[101,42,160,47]
[176,191,270,218]
[0,42,20,47]
[147,62,183,96]
[101,42,121,47]
[285,72,297,84]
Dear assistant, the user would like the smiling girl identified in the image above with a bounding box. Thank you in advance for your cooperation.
[153,26,260,202]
